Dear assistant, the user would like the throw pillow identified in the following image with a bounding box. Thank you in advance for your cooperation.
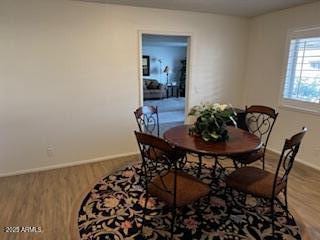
[148,80,160,89]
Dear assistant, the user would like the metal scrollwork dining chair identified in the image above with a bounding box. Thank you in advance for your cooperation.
[135,131,210,240]
[226,127,307,238]
[232,105,278,169]
[134,106,160,136]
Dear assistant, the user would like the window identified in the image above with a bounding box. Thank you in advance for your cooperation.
[282,27,320,112]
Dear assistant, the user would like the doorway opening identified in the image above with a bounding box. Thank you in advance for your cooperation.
[140,33,190,135]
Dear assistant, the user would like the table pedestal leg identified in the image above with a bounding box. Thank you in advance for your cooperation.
[212,156,218,177]
[197,155,202,178]
[212,157,228,179]
[214,156,218,170]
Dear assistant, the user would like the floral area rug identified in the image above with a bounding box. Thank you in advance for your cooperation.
[77,162,301,240]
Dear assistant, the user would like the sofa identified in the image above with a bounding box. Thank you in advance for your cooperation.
[143,79,167,99]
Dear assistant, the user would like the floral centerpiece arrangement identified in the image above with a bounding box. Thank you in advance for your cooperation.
[188,103,237,142]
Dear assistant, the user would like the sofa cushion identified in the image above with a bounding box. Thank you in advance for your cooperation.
[144,79,161,89]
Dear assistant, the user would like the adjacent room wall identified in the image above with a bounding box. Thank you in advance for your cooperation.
[243,2,320,169]
[142,45,187,85]
[0,0,248,175]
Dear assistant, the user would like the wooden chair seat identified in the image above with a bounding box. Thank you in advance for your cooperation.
[232,149,264,164]
[135,131,211,239]
[226,166,285,198]
[225,128,307,238]
[148,171,210,207]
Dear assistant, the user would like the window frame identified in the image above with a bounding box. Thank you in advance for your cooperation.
[279,26,320,114]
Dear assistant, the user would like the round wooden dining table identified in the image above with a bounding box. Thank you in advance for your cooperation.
[163,125,262,176]
[164,125,261,157]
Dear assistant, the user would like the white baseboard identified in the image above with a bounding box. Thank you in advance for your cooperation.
[2,148,319,178]
[0,151,139,178]
[267,147,320,172]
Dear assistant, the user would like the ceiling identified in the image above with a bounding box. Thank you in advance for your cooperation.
[79,0,319,17]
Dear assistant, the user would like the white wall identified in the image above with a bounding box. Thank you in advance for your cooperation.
[244,2,320,169]
[0,0,248,175]
[142,45,187,85]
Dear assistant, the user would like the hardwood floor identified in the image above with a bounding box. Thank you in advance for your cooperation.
[0,151,319,239]
[283,159,320,239]
[0,156,136,240]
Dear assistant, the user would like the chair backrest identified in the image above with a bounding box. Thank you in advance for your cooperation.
[273,127,307,196]
[245,105,278,150]
[134,131,184,182]
[134,106,160,136]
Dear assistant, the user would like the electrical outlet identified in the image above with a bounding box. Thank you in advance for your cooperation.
[46,145,54,157]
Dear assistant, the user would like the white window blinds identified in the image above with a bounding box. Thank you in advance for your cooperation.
[283,37,320,104]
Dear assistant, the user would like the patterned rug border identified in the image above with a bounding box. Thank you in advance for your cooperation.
[70,159,310,240]
[288,208,310,239]
[69,160,140,240]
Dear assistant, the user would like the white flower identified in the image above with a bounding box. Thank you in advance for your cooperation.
[219,104,228,111]
[213,103,220,110]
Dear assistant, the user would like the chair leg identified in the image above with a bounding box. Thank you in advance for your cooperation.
[170,207,176,240]
[284,187,289,218]
[271,198,276,238]
[241,193,247,206]
[224,187,232,215]
[226,187,237,208]
[170,166,178,240]
[141,169,149,235]
[141,190,149,235]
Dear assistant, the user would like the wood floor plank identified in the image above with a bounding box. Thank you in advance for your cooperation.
[0,152,319,239]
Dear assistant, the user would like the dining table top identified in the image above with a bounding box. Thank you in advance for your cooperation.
[163,125,262,157]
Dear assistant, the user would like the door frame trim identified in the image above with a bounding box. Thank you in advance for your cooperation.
[138,30,193,123]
